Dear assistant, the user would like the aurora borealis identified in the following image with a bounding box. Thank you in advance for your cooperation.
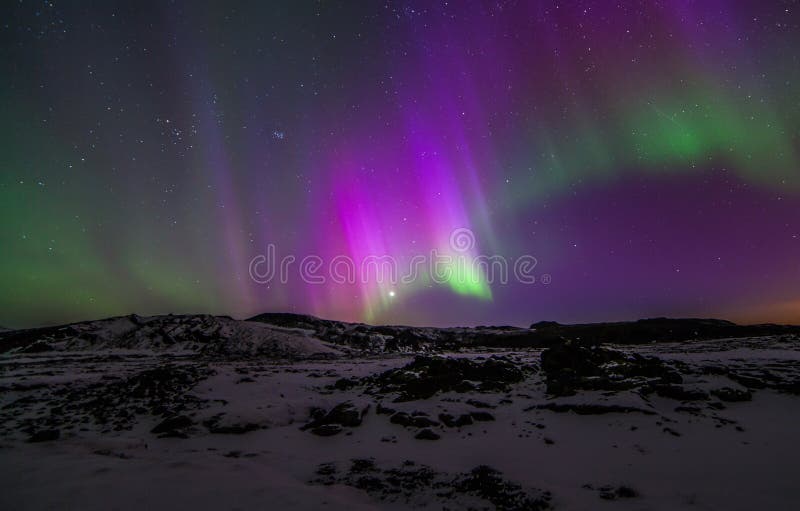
[1,1,799,328]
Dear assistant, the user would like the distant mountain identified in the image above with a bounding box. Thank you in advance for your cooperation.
[247,313,800,349]
[524,317,800,346]
[247,312,538,351]
[1,313,797,356]
[0,314,343,358]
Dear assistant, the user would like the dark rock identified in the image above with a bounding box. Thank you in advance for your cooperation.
[470,411,495,422]
[652,384,708,401]
[615,486,639,498]
[207,422,261,434]
[151,415,193,434]
[327,402,366,427]
[776,380,800,395]
[411,416,440,428]
[454,414,475,426]
[438,413,457,427]
[311,424,343,436]
[308,407,326,422]
[350,458,377,473]
[711,387,752,402]
[388,411,438,428]
[414,428,441,440]
[27,429,60,442]
[375,403,396,415]
[728,374,766,389]
[466,399,495,409]
[453,380,477,392]
[316,462,337,476]
[331,378,358,390]
[438,412,476,428]
[599,485,639,500]
[541,342,682,396]
[527,317,800,346]
[365,355,528,401]
[302,401,367,431]
[389,412,413,427]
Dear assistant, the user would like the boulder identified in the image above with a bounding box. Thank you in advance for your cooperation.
[27,429,60,442]
[414,428,441,440]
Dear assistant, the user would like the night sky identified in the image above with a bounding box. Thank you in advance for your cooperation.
[1,1,799,329]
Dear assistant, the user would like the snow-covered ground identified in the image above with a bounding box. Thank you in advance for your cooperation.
[1,333,799,510]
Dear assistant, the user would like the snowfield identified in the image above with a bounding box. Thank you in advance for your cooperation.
[1,315,799,510]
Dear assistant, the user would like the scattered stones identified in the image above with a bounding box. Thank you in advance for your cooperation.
[24,363,214,436]
[700,363,800,397]
[453,465,552,510]
[527,403,656,415]
[311,459,551,510]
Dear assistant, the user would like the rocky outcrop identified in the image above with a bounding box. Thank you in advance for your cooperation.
[540,341,682,396]
[312,459,552,510]
[302,402,369,436]
[363,355,530,401]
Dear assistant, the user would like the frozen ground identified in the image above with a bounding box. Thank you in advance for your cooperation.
[1,324,799,510]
